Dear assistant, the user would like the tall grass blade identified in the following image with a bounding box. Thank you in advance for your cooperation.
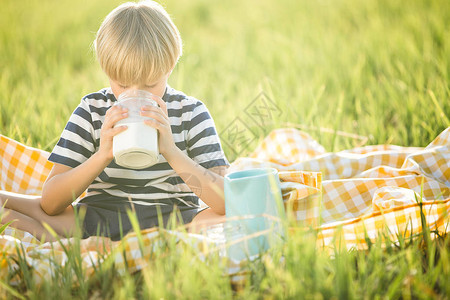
[428,90,450,126]
[0,280,26,300]
[0,221,13,235]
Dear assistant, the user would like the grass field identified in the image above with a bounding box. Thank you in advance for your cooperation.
[1,0,449,298]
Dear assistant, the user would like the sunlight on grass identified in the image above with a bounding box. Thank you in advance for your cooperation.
[0,0,449,298]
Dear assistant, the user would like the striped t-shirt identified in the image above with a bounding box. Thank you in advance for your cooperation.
[48,85,230,209]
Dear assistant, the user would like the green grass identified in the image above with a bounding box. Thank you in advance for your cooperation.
[1,0,449,298]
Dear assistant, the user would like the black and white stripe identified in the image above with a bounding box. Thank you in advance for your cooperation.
[48,86,229,207]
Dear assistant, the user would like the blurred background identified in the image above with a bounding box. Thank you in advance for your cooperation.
[1,0,449,162]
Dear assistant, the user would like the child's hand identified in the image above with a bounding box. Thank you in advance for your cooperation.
[141,96,175,157]
[99,105,129,160]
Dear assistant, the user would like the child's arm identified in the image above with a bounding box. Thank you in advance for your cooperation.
[40,105,128,215]
[164,147,227,214]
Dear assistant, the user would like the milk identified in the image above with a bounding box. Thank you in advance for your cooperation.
[112,89,160,169]
[113,122,159,169]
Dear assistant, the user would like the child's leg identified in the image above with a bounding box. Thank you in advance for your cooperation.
[0,190,76,240]
[187,208,226,233]
[0,190,41,214]
[1,208,58,242]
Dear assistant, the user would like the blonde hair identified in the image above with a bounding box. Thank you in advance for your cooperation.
[95,1,182,85]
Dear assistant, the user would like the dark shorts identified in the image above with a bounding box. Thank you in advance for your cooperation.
[73,198,207,241]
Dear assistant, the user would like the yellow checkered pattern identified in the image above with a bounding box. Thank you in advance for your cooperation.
[1,127,449,285]
[230,126,450,250]
[0,135,53,195]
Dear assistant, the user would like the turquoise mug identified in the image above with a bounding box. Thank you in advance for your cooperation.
[224,168,286,261]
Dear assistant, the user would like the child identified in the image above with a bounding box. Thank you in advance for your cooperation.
[0,0,229,241]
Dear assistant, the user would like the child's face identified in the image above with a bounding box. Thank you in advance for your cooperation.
[109,72,170,100]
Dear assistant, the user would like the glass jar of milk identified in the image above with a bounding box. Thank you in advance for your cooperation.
[112,90,160,169]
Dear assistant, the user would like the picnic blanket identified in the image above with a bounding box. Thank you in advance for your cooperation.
[1,127,449,285]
